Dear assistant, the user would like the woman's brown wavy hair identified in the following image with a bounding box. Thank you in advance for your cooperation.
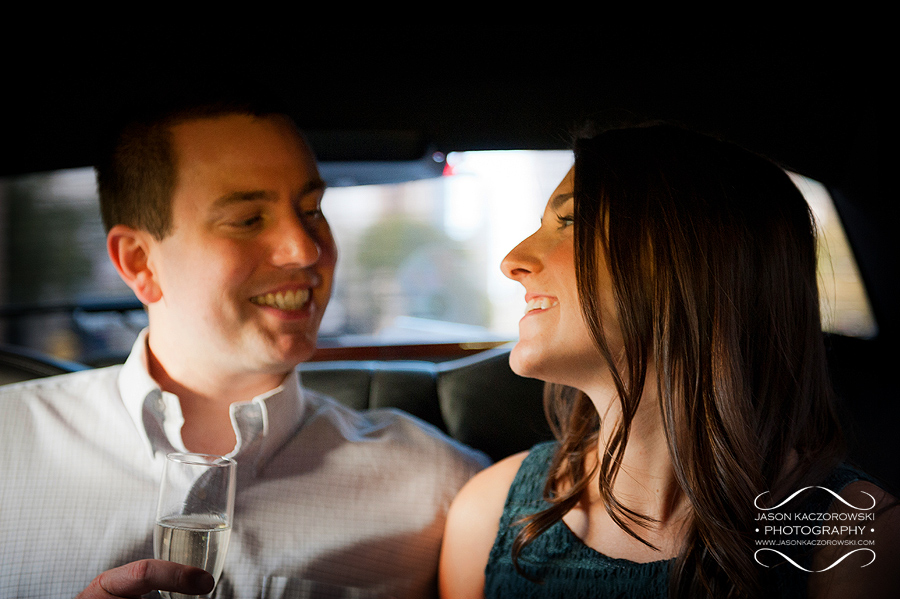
[510,124,845,598]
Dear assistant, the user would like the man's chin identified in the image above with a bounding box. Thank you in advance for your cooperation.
[262,335,319,370]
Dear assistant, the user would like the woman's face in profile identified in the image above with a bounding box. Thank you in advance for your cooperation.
[501,168,621,392]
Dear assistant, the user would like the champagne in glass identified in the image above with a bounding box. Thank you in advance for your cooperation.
[154,452,236,599]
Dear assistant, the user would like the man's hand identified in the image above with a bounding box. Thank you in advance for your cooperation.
[76,559,214,598]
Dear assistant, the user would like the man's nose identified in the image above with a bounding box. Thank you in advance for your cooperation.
[270,214,321,267]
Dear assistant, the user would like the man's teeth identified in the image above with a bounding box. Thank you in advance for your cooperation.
[525,297,558,314]
[250,289,310,310]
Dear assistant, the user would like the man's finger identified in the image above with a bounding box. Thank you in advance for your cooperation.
[78,559,214,598]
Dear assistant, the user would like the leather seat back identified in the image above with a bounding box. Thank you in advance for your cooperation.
[298,348,551,461]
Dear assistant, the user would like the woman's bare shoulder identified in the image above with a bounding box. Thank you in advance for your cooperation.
[439,450,530,599]
[444,450,530,540]
[461,450,530,503]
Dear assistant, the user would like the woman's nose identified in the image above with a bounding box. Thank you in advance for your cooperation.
[501,232,541,281]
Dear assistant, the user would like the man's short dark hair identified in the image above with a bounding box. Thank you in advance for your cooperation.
[95,101,287,240]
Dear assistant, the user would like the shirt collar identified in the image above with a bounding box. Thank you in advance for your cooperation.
[118,329,307,476]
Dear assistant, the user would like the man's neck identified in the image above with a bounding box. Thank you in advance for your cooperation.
[146,344,290,455]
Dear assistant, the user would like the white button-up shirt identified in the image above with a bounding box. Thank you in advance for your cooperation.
[0,332,489,598]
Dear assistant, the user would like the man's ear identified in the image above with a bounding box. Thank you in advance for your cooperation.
[107,224,162,305]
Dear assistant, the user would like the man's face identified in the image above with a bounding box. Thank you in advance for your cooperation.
[144,114,336,379]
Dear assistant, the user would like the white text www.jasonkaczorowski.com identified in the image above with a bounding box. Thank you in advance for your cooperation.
[755,539,875,547]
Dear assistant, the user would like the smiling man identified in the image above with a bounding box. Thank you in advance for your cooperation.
[107,113,338,457]
[0,103,489,598]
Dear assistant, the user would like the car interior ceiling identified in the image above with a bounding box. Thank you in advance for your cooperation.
[2,31,895,486]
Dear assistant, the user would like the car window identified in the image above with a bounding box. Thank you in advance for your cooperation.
[319,150,575,348]
[788,173,877,339]
[0,153,876,366]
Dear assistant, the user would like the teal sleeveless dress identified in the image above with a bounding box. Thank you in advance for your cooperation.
[484,441,875,598]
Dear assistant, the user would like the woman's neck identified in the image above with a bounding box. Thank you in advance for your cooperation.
[564,376,691,561]
[592,401,687,525]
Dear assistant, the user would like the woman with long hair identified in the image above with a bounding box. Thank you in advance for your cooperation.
[439,124,898,598]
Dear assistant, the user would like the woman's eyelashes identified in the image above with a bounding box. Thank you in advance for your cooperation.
[556,214,575,229]
[539,213,574,230]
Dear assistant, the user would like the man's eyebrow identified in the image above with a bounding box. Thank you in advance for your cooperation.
[301,178,328,196]
[213,179,327,208]
[213,190,271,207]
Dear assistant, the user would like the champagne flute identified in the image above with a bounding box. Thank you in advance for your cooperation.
[154,452,236,599]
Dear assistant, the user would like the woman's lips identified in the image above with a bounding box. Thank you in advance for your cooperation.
[524,296,559,314]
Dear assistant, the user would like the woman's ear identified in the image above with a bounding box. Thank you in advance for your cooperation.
[107,224,162,305]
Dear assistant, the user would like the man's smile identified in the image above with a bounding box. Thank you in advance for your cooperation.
[250,288,312,311]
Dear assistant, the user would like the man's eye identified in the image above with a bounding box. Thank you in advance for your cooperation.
[299,206,325,222]
[231,215,263,228]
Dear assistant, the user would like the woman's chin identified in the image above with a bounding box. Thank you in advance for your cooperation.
[508,344,550,381]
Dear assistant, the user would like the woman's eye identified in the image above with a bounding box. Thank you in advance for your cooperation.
[557,214,574,228]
